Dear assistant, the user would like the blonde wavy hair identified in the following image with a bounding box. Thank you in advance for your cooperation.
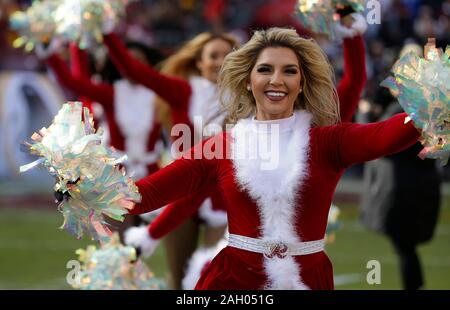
[160,32,239,78]
[155,32,239,134]
[219,27,340,126]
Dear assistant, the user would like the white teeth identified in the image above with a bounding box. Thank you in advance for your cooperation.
[266,92,286,97]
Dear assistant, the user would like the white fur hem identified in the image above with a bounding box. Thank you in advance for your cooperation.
[182,238,227,290]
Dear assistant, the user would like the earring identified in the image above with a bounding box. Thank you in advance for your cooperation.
[246,85,251,91]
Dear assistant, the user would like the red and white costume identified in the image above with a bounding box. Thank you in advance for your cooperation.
[103,33,229,225]
[130,110,419,290]
[47,54,163,178]
[137,35,367,244]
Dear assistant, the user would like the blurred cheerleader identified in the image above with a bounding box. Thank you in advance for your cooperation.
[36,38,166,237]
[101,26,239,288]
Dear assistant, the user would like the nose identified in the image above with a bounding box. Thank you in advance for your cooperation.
[269,70,283,86]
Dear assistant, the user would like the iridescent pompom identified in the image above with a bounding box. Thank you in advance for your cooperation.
[20,102,141,243]
[294,0,365,39]
[55,0,133,49]
[381,38,450,165]
[9,0,61,52]
[71,233,166,290]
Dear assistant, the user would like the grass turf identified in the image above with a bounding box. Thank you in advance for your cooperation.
[0,198,449,290]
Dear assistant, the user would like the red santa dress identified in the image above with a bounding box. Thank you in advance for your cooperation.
[130,109,419,290]
[143,34,367,241]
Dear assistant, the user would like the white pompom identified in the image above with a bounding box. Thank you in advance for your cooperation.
[124,225,160,258]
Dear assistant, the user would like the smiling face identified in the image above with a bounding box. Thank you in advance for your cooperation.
[196,38,233,83]
[249,47,302,121]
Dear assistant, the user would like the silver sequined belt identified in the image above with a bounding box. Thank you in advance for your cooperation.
[227,233,325,259]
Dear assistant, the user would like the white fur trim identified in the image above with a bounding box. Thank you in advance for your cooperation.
[350,13,368,35]
[198,198,228,227]
[188,76,226,143]
[334,21,357,40]
[114,79,158,178]
[182,238,228,290]
[124,225,160,258]
[231,111,312,290]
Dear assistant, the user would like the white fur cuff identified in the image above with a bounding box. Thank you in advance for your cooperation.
[198,199,228,228]
[124,225,160,258]
[350,13,368,35]
[334,13,367,41]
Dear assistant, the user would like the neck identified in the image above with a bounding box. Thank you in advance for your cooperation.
[251,112,296,133]
[256,109,294,121]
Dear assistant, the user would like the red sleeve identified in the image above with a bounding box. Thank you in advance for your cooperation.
[204,0,226,22]
[148,185,211,239]
[69,43,95,114]
[314,113,420,170]
[336,35,367,123]
[47,54,114,107]
[103,33,192,112]
[130,135,223,215]
[69,43,91,79]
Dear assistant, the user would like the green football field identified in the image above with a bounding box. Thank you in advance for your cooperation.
[0,198,449,290]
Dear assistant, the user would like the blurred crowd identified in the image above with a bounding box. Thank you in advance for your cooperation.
[2,0,449,75]
[0,0,449,178]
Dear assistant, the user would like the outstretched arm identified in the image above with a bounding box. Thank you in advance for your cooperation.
[317,113,420,170]
[102,33,192,111]
[47,54,114,106]
[148,185,212,239]
[124,183,216,258]
[337,35,367,122]
[130,135,223,215]
[341,113,419,167]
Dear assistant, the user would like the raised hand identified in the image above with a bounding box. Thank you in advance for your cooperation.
[35,37,65,60]
[335,12,367,41]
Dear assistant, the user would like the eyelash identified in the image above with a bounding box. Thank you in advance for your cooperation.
[256,67,297,74]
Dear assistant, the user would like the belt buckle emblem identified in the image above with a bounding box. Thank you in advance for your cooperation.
[264,242,288,259]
